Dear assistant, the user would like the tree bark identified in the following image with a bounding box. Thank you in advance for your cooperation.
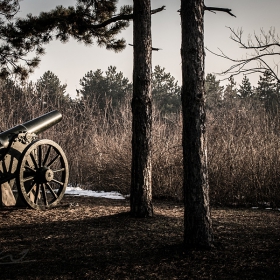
[130,0,153,217]
[181,0,213,248]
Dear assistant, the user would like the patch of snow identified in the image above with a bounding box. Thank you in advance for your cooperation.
[258,202,271,207]
[65,186,125,200]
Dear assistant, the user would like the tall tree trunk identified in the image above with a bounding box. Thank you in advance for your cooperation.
[181,0,213,248]
[130,0,153,217]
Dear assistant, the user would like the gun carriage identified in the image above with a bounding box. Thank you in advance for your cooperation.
[0,110,69,210]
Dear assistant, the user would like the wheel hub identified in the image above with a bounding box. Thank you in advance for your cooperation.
[37,166,54,183]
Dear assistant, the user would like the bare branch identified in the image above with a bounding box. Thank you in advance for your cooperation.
[206,27,280,83]
[151,6,166,15]
[128,43,162,51]
[204,6,236,17]
[228,27,280,50]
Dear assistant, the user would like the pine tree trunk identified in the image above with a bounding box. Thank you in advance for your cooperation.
[181,0,213,248]
[130,0,153,217]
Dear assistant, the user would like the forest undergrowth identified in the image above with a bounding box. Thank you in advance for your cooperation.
[1,81,280,208]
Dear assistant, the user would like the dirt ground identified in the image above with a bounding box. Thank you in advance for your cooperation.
[0,195,280,280]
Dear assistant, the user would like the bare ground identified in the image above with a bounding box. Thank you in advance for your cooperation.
[0,195,280,279]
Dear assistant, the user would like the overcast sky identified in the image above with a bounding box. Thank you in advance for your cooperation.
[18,0,280,97]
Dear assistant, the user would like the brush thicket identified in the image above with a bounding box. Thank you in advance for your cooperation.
[1,82,279,206]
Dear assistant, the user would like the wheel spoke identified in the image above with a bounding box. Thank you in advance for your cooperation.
[22,164,36,182]
[38,145,42,167]
[30,151,39,169]
[24,165,36,173]
[47,154,60,168]
[42,145,52,166]
[46,183,58,199]
[42,184,48,206]
[34,183,40,204]
[2,159,7,173]
[8,155,13,173]
[26,182,36,196]
[23,176,35,183]
[53,168,65,173]
[51,179,64,186]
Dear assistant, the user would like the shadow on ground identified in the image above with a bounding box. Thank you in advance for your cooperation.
[0,196,280,279]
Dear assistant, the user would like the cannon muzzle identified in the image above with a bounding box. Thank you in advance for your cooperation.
[0,110,62,149]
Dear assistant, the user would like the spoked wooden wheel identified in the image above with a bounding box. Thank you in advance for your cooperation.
[17,139,69,210]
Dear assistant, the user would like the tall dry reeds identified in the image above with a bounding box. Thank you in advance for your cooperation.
[208,100,280,207]
[1,81,280,207]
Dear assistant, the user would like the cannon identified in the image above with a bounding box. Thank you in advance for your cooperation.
[0,110,69,210]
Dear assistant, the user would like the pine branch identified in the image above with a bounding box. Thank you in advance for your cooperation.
[0,3,166,80]
[91,6,166,29]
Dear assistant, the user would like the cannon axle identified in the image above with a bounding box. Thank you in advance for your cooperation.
[36,167,54,183]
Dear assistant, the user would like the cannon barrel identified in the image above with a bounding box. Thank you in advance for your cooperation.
[0,110,62,149]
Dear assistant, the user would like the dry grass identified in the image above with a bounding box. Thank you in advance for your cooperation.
[208,101,280,207]
[1,82,280,207]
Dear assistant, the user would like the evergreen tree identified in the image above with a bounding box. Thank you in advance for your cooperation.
[36,71,68,108]
[256,70,279,113]
[180,0,235,250]
[130,0,153,218]
[78,66,132,109]
[152,65,181,114]
[223,76,237,102]
[181,0,213,249]
[78,69,107,108]
[205,73,224,110]
[238,75,253,99]
[104,66,132,106]
[256,70,277,99]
